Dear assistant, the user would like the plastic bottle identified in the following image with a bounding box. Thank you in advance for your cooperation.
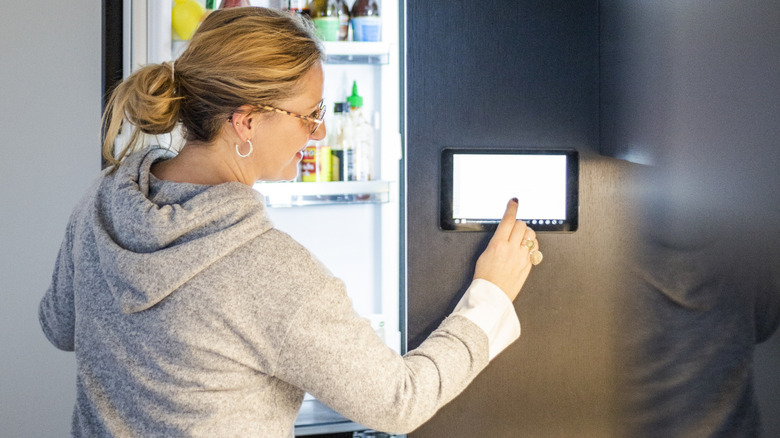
[350,0,381,42]
[329,102,354,181]
[335,0,350,41]
[172,0,206,40]
[347,81,373,181]
[201,0,216,21]
[311,0,340,41]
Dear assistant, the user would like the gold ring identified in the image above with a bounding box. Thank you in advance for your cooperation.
[530,250,543,266]
[523,239,535,250]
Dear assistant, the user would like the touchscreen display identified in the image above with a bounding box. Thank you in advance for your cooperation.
[440,148,578,232]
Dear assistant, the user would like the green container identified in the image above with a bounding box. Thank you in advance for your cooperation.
[314,16,339,41]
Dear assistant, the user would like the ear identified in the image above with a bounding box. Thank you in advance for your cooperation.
[230,105,256,141]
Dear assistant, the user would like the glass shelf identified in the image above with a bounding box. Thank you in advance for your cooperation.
[295,399,367,436]
[322,41,391,64]
[253,180,390,207]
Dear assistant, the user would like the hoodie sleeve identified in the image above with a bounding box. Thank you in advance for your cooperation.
[39,218,76,352]
[274,277,492,435]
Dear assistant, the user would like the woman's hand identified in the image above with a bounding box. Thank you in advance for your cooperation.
[473,198,539,301]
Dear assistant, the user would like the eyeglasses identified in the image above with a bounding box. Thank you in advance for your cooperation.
[251,99,326,136]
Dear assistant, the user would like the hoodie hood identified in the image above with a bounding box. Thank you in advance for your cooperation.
[93,148,272,313]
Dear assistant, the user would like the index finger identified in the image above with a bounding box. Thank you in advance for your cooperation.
[492,198,519,241]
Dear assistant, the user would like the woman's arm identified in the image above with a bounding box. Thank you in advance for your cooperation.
[273,199,534,434]
[274,277,491,435]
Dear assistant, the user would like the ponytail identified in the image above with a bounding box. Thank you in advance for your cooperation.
[101,61,181,171]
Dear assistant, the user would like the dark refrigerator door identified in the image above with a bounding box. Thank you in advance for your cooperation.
[102,0,123,168]
[599,2,780,437]
[404,2,630,437]
[405,1,780,437]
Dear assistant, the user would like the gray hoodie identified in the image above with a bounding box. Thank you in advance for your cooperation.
[39,147,490,437]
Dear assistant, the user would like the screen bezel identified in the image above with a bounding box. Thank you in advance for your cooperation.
[439,148,579,232]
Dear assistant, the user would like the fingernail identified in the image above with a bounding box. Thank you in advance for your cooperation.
[511,197,518,203]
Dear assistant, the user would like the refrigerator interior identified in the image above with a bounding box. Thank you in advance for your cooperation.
[120,0,402,435]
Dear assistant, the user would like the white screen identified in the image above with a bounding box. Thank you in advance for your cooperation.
[452,154,567,221]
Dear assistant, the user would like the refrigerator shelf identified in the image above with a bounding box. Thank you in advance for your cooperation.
[253,180,390,207]
[322,41,391,65]
[294,399,368,436]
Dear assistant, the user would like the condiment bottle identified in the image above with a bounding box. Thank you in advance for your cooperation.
[350,0,381,42]
[347,81,373,181]
[311,0,340,41]
[201,0,216,20]
[335,0,350,41]
[329,102,354,181]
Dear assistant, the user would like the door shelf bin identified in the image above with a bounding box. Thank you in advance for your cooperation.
[322,41,391,64]
[253,180,390,207]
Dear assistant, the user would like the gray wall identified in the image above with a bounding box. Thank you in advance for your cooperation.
[0,1,101,436]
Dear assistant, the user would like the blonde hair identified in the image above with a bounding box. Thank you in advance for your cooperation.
[101,7,323,170]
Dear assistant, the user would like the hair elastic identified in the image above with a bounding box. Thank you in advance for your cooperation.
[170,62,177,96]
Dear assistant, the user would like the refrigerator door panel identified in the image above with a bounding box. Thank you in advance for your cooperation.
[123,0,171,75]
[147,1,172,64]
[406,1,607,437]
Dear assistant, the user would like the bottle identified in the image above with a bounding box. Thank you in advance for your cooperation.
[219,0,250,7]
[329,102,354,181]
[202,0,216,20]
[286,0,311,17]
[350,0,381,42]
[172,0,206,40]
[347,81,373,181]
[342,105,357,181]
[311,0,339,41]
[335,0,350,41]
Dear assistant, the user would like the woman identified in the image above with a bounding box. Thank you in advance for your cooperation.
[39,7,541,437]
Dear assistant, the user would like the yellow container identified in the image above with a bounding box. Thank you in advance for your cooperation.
[172,0,206,40]
[300,145,332,182]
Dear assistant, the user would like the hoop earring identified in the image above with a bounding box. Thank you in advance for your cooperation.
[236,139,253,158]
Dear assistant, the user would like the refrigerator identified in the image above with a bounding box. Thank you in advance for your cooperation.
[104,0,403,435]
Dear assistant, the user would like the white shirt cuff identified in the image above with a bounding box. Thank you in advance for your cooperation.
[452,278,521,360]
